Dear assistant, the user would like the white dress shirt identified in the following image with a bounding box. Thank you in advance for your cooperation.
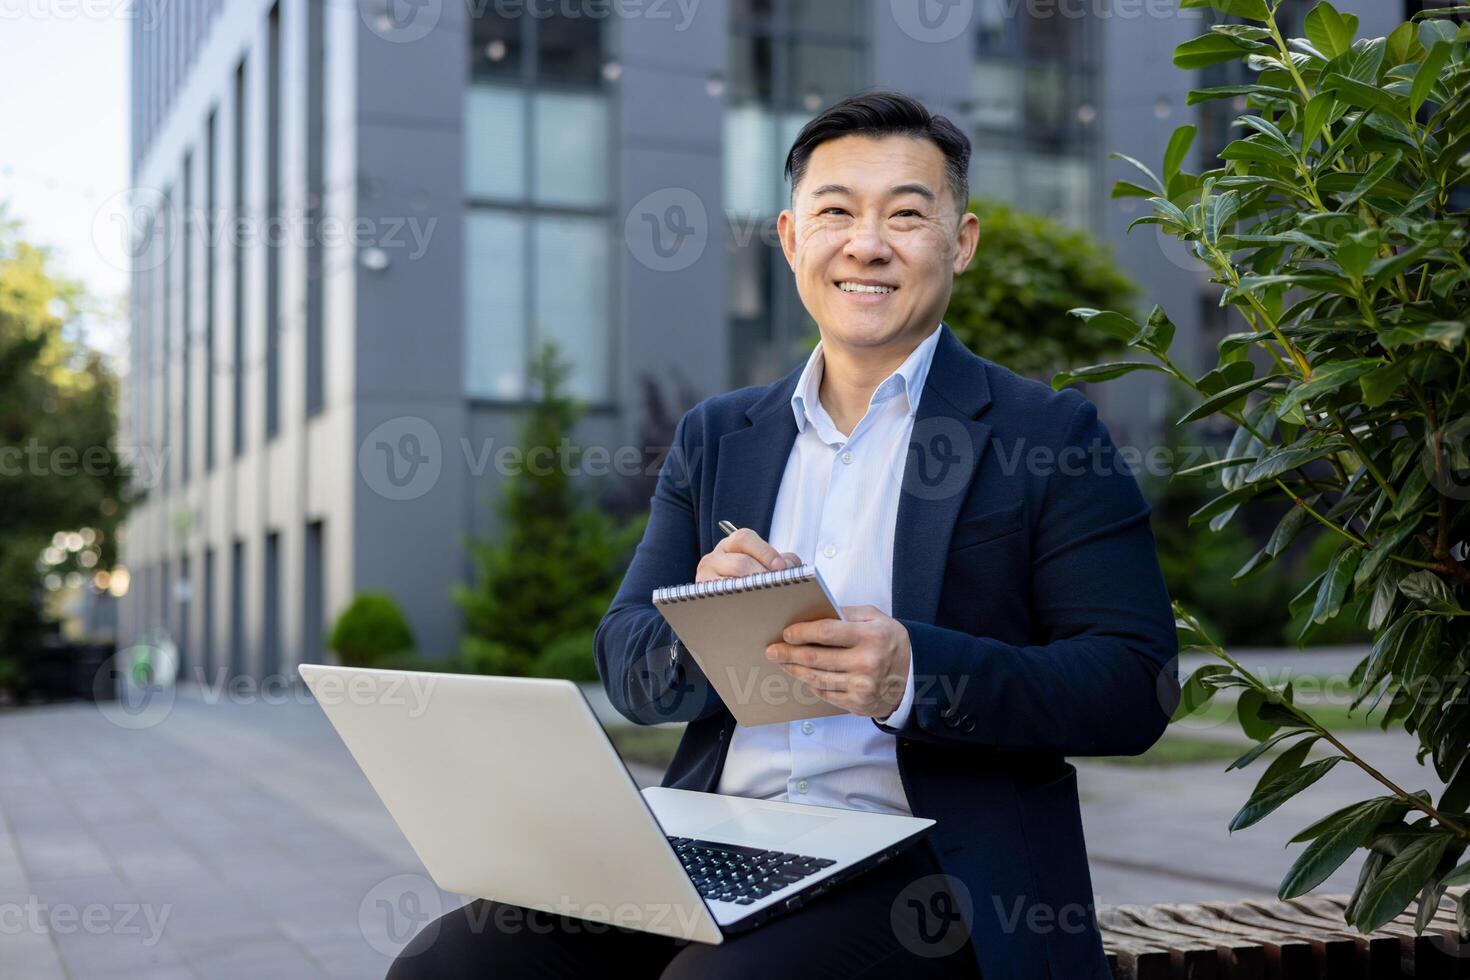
[713,323,940,816]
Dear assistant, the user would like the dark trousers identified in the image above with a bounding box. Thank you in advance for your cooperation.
[385,840,980,979]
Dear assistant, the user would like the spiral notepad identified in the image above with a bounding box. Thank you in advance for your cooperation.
[652,565,847,727]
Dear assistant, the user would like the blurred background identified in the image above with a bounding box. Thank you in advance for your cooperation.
[0,1,1463,978]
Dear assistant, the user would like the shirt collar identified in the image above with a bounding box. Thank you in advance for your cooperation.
[790,322,944,435]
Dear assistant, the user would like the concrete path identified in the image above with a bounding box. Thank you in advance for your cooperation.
[0,673,1437,979]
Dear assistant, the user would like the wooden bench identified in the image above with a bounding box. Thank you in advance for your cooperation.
[1100,893,1470,979]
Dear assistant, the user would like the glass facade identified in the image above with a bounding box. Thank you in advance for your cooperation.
[724,0,870,387]
[968,0,1101,230]
[464,8,614,402]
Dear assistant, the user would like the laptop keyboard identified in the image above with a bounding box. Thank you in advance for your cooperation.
[666,837,836,904]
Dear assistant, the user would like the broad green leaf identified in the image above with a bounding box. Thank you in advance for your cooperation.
[1339,150,1406,209]
[1173,664,1234,721]
[1164,125,1198,182]
[1230,756,1343,832]
[1360,359,1412,408]
[1301,92,1336,150]
[1242,438,1345,484]
[1189,485,1260,526]
[1321,74,1411,124]
[1411,43,1453,116]
[1051,362,1166,391]
[1379,320,1465,351]
[1111,179,1157,200]
[1355,833,1454,932]
[1227,727,1313,771]
[1279,358,1381,415]
[1180,0,1271,21]
[1281,797,1405,899]
[1108,152,1162,192]
[1177,376,1276,425]
[1311,546,1363,625]
[1068,308,1141,343]
[1175,33,1266,70]
[1399,571,1464,614]
[1305,2,1359,60]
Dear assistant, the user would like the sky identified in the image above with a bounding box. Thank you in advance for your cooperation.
[0,7,130,364]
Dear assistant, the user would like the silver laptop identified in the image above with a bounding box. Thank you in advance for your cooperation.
[298,664,934,945]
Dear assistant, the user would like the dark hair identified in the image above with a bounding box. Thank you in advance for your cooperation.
[783,91,971,211]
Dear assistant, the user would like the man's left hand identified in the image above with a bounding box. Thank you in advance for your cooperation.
[765,605,910,718]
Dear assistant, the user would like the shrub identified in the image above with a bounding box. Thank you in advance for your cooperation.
[1062,0,1470,937]
[945,198,1138,379]
[328,593,415,668]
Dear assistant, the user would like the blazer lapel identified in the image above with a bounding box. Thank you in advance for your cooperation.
[710,363,802,550]
[891,324,995,626]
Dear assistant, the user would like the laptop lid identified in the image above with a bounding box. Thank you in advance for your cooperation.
[298,664,723,945]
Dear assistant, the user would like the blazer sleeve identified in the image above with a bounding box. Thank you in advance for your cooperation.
[594,409,726,726]
[875,396,1179,757]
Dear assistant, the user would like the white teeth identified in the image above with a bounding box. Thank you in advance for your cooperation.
[838,282,895,293]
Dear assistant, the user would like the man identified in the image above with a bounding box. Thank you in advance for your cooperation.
[388,91,1177,980]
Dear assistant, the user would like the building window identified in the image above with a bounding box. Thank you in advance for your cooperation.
[303,521,325,665]
[305,0,325,417]
[265,3,282,440]
[181,151,193,484]
[205,110,217,471]
[232,58,247,458]
[230,539,245,678]
[725,0,870,387]
[464,8,613,403]
[968,0,1100,230]
[263,531,280,678]
[202,546,215,680]
[161,185,173,492]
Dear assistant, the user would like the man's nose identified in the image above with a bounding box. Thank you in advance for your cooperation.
[843,219,893,263]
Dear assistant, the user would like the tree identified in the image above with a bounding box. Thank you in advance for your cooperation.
[453,343,647,680]
[1063,1,1470,937]
[0,206,131,686]
[945,198,1137,379]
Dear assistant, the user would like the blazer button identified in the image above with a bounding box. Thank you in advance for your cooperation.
[960,718,976,734]
[939,704,958,720]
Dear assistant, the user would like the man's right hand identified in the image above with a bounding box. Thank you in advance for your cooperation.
[696,527,802,583]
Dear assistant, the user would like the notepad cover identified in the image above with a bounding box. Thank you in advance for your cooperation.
[652,566,847,727]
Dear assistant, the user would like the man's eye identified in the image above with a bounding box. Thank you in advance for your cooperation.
[820,207,849,216]
[892,209,921,218]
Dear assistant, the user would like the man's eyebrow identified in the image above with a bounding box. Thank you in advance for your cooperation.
[809,184,852,198]
[890,182,937,202]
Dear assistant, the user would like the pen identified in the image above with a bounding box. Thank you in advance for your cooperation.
[717,520,739,537]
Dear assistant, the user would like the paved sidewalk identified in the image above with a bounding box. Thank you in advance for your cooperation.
[0,680,1438,979]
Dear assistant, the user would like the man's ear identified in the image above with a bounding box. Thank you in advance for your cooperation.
[952,211,980,277]
[777,209,798,270]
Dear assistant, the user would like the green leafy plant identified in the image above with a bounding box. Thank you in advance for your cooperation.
[329,593,415,667]
[1059,1,1470,937]
[945,198,1138,379]
[454,343,646,679]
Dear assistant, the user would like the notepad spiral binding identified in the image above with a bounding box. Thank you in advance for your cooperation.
[651,564,817,604]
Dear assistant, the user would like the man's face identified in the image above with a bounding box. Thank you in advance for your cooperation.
[778,134,978,352]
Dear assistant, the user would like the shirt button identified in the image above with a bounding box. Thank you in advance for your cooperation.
[796,780,810,794]
[823,544,836,558]
[801,721,815,735]
[840,450,853,465]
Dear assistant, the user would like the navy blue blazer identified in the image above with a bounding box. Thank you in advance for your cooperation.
[594,323,1178,979]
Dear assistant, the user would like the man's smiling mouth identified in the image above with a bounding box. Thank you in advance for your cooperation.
[835,280,898,294]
